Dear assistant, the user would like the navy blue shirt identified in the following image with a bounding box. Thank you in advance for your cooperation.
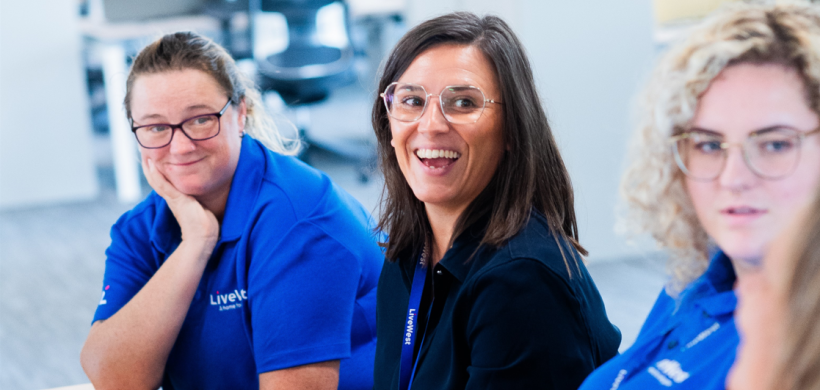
[374,211,621,390]
[92,136,384,390]
[578,251,738,390]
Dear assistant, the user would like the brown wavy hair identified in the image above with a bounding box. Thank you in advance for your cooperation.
[778,188,820,390]
[373,12,585,270]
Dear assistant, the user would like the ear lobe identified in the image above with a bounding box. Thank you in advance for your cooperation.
[390,139,396,148]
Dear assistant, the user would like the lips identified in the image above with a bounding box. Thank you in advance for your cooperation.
[722,206,767,215]
[169,156,206,167]
[415,148,460,169]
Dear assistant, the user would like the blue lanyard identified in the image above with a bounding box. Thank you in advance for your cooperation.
[399,251,428,390]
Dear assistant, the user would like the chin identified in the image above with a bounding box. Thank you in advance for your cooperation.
[719,241,765,266]
[168,177,211,197]
[412,187,455,206]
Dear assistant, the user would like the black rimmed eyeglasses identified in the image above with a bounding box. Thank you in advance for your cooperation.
[131,99,232,149]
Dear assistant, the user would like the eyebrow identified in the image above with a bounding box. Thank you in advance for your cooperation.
[688,125,800,136]
[135,104,217,123]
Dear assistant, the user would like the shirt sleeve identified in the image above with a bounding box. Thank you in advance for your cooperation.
[92,212,160,323]
[463,258,597,390]
[247,219,362,373]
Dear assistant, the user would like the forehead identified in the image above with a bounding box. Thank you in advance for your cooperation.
[691,63,815,136]
[130,69,225,109]
[397,44,499,96]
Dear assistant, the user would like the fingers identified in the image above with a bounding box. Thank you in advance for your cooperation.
[142,158,183,201]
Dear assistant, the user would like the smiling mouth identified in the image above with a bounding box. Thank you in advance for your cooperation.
[172,157,206,166]
[722,207,767,216]
[415,148,460,169]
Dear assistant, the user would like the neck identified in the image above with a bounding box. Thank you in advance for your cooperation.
[425,202,468,267]
[729,255,761,287]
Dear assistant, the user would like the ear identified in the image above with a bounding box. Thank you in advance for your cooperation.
[238,98,248,129]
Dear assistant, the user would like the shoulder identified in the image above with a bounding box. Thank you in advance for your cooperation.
[249,151,381,259]
[256,149,350,218]
[110,192,165,237]
[494,211,582,283]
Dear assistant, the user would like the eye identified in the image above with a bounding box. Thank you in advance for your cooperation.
[452,97,478,109]
[693,140,722,154]
[147,125,170,133]
[760,139,795,153]
[192,116,216,126]
[399,96,425,107]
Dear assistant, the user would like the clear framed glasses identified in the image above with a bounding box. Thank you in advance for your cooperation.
[380,82,502,124]
[131,99,232,149]
[670,126,820,181]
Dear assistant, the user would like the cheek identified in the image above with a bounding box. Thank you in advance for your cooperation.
[140,148,167,172]
[685,179,715,220]
[389,124,413,161]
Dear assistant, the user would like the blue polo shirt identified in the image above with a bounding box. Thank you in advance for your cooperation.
[92,136,383,390]
[578,251,738,390]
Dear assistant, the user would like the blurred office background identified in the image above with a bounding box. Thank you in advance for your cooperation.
[0,0,799,388]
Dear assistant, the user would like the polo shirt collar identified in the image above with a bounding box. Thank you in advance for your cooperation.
[438,210,492,282]
[149,136,266,254]
[688,250,738,317]
[151,197,180,256]
[219,136,265,241]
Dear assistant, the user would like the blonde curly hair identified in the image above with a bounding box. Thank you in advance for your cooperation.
[621,2,820,295]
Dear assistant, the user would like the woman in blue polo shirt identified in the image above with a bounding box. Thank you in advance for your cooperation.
[79,32,383,390]
[580,4,820,389]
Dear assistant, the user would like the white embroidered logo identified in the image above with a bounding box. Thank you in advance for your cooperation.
[609,369,628,390]
[209,289,248,311]
[656,359,690,384]
[98,285,109,305]
[685,322,720,349]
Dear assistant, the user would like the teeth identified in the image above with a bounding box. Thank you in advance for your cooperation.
[415,149,460,159]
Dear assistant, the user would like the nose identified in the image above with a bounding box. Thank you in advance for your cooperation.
[417,95,450,136]
[168,127,197,154]
[718,146,757,191]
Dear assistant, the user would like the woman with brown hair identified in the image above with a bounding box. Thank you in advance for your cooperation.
[580,3,820,389]
[79,32,383,390]
[371,12,621,390]
[728,188,820,390]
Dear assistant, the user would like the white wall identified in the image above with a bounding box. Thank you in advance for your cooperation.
[405,0,657,261]
[0,0,99,209]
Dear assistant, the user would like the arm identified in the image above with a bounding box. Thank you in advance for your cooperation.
[463,259,597,390]
[259,360,340,390]
[80,159,220,390]
[247,216,368,387]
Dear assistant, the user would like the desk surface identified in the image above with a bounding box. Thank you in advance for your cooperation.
[44,384,95,390]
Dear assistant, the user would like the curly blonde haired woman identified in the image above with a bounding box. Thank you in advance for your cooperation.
[580,3,820,389]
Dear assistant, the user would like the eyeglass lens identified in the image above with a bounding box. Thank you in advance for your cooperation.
[134,114,221,148]
[384,83,487,124]
[673,128,802,180]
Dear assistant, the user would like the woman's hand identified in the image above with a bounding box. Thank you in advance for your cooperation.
[143,158,220,249]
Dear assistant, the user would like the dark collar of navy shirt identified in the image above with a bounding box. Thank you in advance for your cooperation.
[148,136,266,256]
[377,208,621,390]
[395,208,492,289]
